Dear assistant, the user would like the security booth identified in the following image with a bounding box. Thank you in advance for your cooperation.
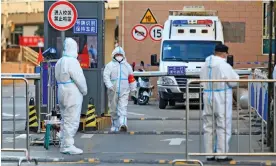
[41,0,107,127]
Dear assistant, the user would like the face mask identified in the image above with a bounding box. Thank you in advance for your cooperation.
[115,56,123,62]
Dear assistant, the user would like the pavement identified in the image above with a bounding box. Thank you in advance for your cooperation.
[1,85,276,166]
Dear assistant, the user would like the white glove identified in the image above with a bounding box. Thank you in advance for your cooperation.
[108,86,115,92]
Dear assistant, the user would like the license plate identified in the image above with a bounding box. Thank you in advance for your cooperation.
[183,93,199,99]
[168,66,186,75]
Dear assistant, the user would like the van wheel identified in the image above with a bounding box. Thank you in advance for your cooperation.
[169,100,176,106]
[159,97,167,109]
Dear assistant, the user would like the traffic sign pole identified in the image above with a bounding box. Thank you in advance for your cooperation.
[61,31,65,58]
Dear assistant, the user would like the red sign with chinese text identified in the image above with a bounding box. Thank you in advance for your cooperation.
[78,53,89,68]
[19,36,44,47]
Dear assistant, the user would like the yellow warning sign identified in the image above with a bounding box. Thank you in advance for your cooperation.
[140,8,157,24]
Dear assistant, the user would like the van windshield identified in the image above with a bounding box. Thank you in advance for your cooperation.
[162,40,222,62]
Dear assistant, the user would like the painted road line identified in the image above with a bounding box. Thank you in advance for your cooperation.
[3,130,262,135]
[83,130,262,135]
[127,117,244,120]
[161,138,192,145]
[80,134,94,139]
[2,118,26,121]
[128,112,145,116]
[2,113,20,117]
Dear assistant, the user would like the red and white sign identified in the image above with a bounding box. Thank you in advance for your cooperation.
[149,24,163,41]
[19,36,44,47]
[131,24,148,41]
[47,1,78,31]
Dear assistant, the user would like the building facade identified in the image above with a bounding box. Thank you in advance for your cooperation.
[1,0,119,64]
[119,1,270,69]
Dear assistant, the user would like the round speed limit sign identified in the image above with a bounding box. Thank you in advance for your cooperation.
[149,24,163,41]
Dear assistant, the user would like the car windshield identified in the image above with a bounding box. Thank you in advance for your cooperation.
[162,40,222,62]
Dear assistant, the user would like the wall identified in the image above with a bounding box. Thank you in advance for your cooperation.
[105,19,117,64]
[119,1,265,99]
[119,1,265,68]
[1,62,35,85]
[23,25,38,36]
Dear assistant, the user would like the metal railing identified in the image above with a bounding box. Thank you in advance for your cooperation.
[1,77,38,165]
[173,79,276,164]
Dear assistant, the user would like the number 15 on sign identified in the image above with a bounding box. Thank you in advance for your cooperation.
[149,24,163,41]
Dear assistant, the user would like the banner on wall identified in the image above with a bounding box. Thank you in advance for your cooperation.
[19,36,44,47]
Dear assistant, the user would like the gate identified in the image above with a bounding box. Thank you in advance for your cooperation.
[1,77,38,166]
[173,79,276,165]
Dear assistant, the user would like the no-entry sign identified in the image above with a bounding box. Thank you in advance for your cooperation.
[131,24,148,41]
[48,1,78,31]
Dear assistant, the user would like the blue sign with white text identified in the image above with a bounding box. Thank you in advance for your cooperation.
[73,19,97,34]
[168,66,186,75]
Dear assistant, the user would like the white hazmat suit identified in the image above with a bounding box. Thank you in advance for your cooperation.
[55,38,87,154]
[103,47,136,132]
[200,55,239,159]
[273,65,276,79]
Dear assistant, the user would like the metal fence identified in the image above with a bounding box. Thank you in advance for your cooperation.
[249,69,269,122]
[1,77,38,166]
[173,79,276,165]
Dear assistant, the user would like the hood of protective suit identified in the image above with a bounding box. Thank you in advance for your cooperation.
[205,55,226,68]
[111,46,126,62]
[62,38,78,58]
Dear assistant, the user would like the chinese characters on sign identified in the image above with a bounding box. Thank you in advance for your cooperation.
[53,9,73,23]
[48,1,78,31]
[168,66,186,75]
[19,36,44,47]
[140,8,157,24]
[73,19,98,34]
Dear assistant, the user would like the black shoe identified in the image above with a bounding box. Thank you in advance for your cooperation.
[206,157,215,161]
[216,157,233,162]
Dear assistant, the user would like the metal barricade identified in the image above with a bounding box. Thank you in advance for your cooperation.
[172,79,276,165]
[249,69,269,123]
[1,77,38,166]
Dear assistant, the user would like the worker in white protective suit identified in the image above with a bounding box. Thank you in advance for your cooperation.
[200,44,239,162]
[103,46,137,132]
[273,65,276,79]
[55,38,88,155]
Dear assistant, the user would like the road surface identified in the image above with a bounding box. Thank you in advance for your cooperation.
[1,85,275,166]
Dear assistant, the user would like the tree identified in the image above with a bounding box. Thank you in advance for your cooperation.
[35,24,44,37]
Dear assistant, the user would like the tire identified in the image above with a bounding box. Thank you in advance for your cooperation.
[138,96,149,105]
[159,97,167,109]
[169,100,176,106]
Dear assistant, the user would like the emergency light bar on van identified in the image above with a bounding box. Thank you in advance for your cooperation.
[172,20,213,26]
[169,10,217,16]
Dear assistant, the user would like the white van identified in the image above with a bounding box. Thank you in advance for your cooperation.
[151,6,225,109]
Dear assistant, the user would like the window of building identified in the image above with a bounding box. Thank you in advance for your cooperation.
[10,25,23,47]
